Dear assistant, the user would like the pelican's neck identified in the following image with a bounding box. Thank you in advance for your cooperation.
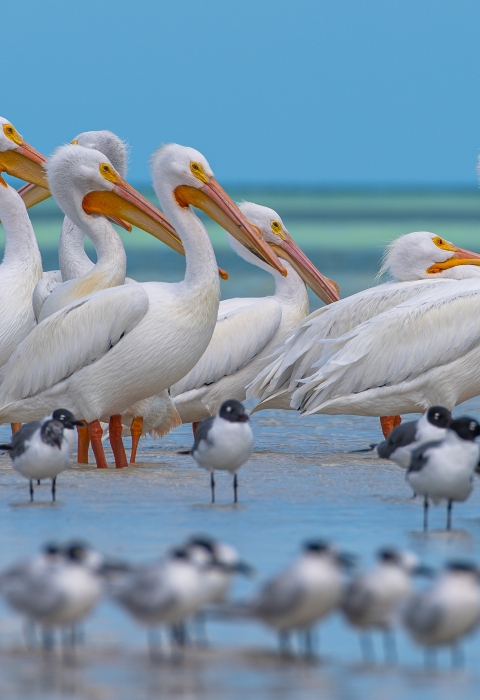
[60,200,127,290]
[156,184,220,298]
[0,184,42,274]
[227,233,308,306]
[58,217,95,281]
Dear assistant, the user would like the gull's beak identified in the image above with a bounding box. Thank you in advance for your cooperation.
[270,232,340,304]
[174,179,287,276]
[427,245,480,273]
[0,141,48,188]
[82,177,229,280]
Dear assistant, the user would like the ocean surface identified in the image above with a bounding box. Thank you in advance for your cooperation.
[1,189,480,699]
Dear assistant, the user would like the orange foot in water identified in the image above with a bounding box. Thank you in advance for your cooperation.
[380,415,402,439]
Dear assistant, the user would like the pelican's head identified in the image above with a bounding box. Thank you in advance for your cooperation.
[72,130,128,178]
[46,144,183,253]
[0,117,48,187]
[19,130,129,217]
[151,144,286,276]
[380,231,480,281]
[235,202,339,304]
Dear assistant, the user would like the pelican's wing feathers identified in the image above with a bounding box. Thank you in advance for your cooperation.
[248,278,455,401]
[293,280,480,412]
[0,285,149,404]
[171,297,282,395]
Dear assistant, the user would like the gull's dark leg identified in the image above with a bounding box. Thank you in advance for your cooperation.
[29,480,34,502]
[424,646,437,669]
[451,644,464,668]
[233,473,238,504]
[304,629,315,659]
[423,495,429,532]
[360,633,375,663]
[37,480,41,485]
[51,477,56,503]
[42,627,55,652]
[210,472,215,504]
[148,627,162,661]
[383,629,397,664]
[194,611,209,647]
[279,630,291,657]
[446,500,453,531]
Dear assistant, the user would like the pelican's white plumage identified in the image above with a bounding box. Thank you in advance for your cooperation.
[0,144,283,431]
[291,278,480,416]
[0,117,48,367]
[169,203,314,423]
[249,232,480,411]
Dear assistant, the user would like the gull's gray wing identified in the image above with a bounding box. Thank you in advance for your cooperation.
[114,564,177,617]
[192,417,215,454]
[251,571,305,621]
[404,595,443,635]
[341,578,374,622]
[0,566,67,620]
[408,440,442,473]
[0,421,41,458]
[377,420,418,459]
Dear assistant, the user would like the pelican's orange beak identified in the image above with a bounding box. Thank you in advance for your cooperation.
[174,178,287,276]
[270,232,340,304]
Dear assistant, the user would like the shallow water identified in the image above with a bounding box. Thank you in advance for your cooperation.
[1,396,480,700]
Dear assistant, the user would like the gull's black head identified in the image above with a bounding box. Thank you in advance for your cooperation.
[450,417,480,441]
[303,540,330,554]
[219,400,249,423]
[188,535,215,553]
[41,420,64,450]
[64,541,89,562]
[446,560,478,573]
[377,548,401,564]
[426,406,452,429]
[43,542,61,557]
[51,408,84,429]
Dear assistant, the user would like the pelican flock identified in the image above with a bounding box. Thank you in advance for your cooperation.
[3,114,480,669]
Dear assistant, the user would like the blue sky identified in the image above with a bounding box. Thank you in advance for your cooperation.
[4,1,480,186]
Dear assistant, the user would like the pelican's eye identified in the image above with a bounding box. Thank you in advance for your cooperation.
[190,161,209,183]
[270,220,285,239]
[432,235,456,252]
[99,162,118,183]
[70,139,79,145]
[2,123,22,146]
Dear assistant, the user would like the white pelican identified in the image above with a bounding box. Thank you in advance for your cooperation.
[248,231,480,435]
[0,117,51,434]
[168,202,338,429]
[26,130,133,320]
[0,143,284,469]
[288,276,480,419]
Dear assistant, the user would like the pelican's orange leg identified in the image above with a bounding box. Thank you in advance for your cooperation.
[77,421,90,464]
[109,414,128,469]
[10,423,22,435]
[89,419,108,469]
[130,416,143,464]
[192,422,200,438]
[380,415,402,439]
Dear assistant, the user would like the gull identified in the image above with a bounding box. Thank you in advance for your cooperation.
[404,561,480,667]
[181,399,253,504]
[111,545,215,659]
[377,406,452,468]
[341,548,431,662]
[0,541,105,650]
[247,541,352,657]
[406,417,480,531]
[0,409,82,501]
